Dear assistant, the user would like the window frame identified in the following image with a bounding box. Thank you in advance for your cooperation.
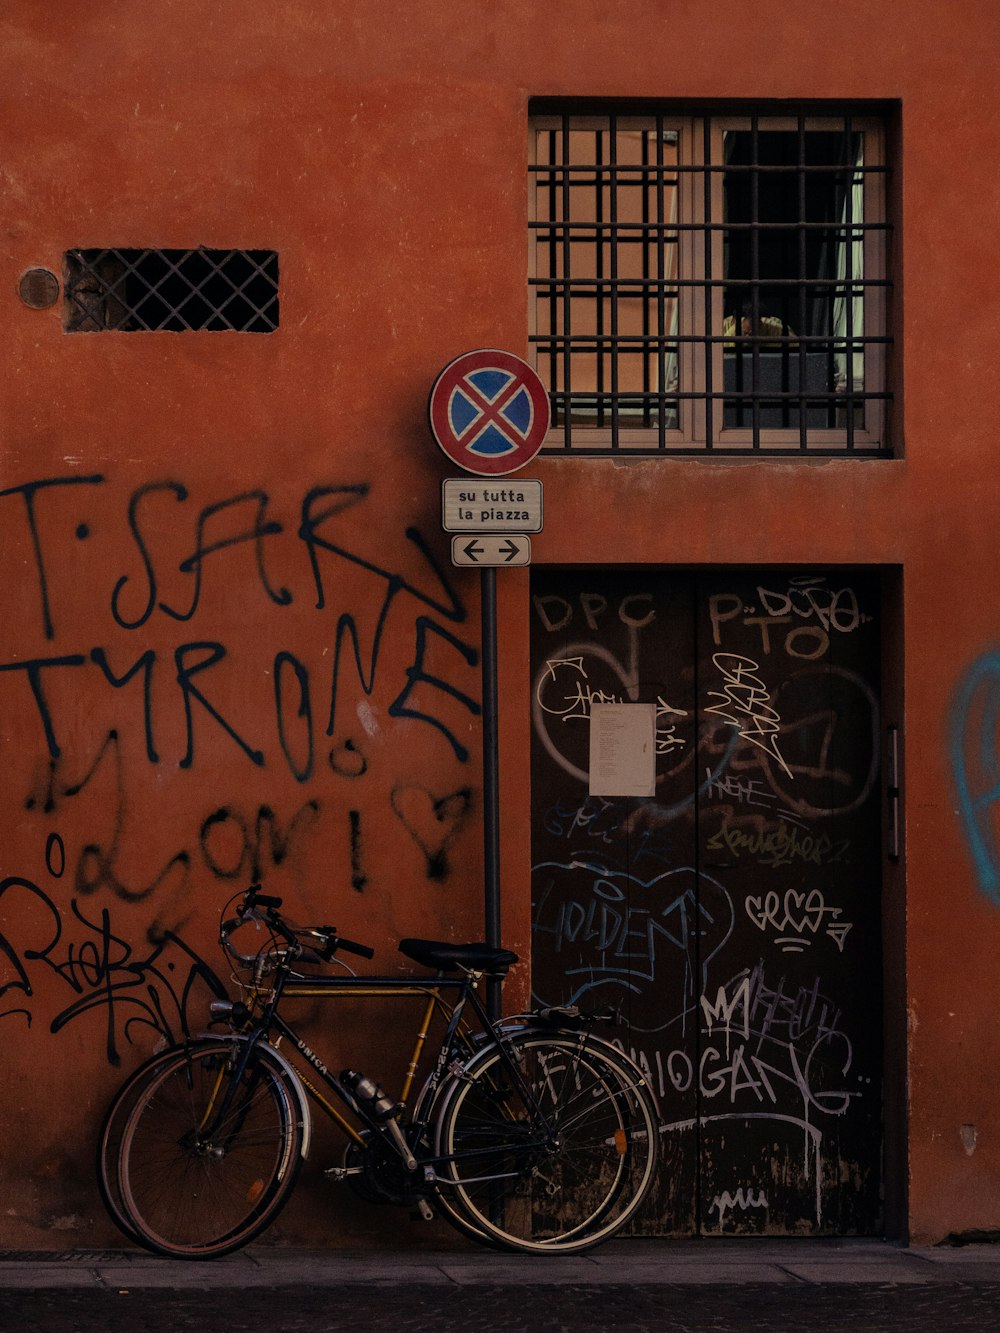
[529,107,891,457]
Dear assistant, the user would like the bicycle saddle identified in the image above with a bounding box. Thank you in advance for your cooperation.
[398,938,519,975]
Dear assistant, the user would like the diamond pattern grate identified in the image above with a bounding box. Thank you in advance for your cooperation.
[64,248,279,333]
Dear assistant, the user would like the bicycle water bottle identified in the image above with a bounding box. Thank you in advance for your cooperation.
[340,1070,399,1122]
[340,1070,417,1170]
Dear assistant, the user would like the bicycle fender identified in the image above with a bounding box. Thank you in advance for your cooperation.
[195,1031,314,1160]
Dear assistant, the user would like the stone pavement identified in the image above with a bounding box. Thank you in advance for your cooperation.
[1,1240,999,1331]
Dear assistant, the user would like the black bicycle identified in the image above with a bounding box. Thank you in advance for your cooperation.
[98,884,661,1258]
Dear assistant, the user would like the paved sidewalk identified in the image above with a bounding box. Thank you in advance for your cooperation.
[1,1238,999,1288]
[3,1242,1000,1333]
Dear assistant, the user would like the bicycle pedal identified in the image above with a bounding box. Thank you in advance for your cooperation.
[323,1165,362,1182]
[412,1199,435,1222]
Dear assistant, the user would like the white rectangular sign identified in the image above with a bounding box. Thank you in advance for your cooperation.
[588,702,656,798]
[442,478,543,533]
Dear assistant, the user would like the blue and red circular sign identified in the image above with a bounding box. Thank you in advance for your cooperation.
[429,349,550,476]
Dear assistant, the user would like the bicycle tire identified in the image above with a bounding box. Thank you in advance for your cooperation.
[425,1031,656,1251]
[98,1043,200,1245]
[433,1034,659,1254]
[419,1044,594,1254]
[116,1039,304,1258]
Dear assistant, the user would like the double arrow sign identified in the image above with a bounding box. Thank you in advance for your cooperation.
[452,535,530,567]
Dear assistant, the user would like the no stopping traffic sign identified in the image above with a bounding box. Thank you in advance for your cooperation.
[429,349,550,476]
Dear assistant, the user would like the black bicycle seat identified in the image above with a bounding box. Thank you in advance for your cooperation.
[398,938,519,975]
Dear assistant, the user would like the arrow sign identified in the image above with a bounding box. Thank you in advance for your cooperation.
[451,535,531,568]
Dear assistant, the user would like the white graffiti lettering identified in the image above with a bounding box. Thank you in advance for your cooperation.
[704,653,792,779]
[709,1187,769,1225]
[745,888,854,953]
[757,577,867,636]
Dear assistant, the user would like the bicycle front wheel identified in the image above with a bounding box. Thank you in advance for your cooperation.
[116,1039,304,1258]
[433,1035,658,1253]
[98,1043,202,1246]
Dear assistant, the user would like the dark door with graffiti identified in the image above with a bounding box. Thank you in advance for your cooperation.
[530,569,883,1236]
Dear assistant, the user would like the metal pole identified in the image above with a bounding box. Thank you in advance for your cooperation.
[481,566,502,1019]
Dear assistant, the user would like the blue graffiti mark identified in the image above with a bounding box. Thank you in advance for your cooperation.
[951,650,1000,905]
[531,858,735,1032]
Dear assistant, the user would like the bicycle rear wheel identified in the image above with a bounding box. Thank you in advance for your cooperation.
[433,1034,658,1253]
[116,1039,304,1258]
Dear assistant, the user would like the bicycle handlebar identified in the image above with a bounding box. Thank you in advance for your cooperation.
[221,884,376,967]
[244,884,282,911]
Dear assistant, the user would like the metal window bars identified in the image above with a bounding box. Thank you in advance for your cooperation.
[63,248,279,333]
[530,110,892,455]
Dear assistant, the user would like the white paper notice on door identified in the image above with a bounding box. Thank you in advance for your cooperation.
[588,702,657,797]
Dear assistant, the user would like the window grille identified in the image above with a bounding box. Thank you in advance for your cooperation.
[63,249,279,333]
[530,107,892,455]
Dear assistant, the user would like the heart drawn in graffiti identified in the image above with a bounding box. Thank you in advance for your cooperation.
[390,785,473,882]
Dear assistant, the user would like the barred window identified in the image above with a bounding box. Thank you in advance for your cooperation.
[530,107,891,455]
[64,249,279,333]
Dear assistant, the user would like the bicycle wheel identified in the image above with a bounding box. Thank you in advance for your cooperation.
[433,1034,658,1254]
[117,1039,304,1258]
[432,1039,642,1247]
[98,1044,198,1245]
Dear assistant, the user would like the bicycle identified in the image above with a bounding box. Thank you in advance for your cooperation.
[97,884,661,1259]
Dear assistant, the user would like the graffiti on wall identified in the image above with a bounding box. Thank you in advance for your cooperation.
[951,649,1000,906]
[1,474,479,769]
[0,837,228,1065]
[0,474,482,1060]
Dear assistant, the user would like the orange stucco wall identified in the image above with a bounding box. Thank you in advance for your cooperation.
[2,0,999,1248]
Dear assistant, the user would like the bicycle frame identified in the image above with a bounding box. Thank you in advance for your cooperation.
[206,958,556,1180]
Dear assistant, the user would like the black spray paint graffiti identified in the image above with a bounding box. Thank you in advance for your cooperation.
[24,723,473,903]
[2,474,484,898]
[199,801,323,882]
[0,855,227,1066]
[0,476,481,773]
[390,785,474,882]
[25,729,324,905]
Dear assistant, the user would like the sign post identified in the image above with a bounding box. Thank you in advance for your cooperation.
[428,350,549,1017]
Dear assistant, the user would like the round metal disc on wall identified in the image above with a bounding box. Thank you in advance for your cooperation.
[18,267,60,309]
